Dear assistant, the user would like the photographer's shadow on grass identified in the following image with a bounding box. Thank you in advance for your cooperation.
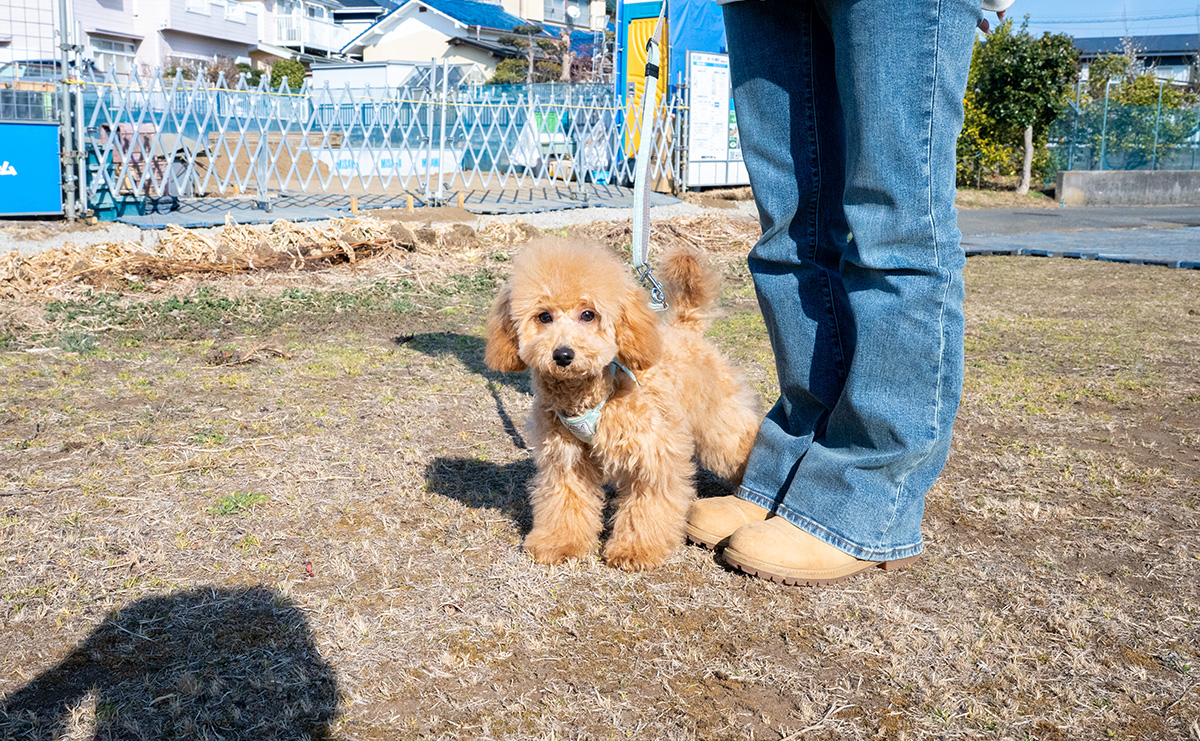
[0,586,340,741]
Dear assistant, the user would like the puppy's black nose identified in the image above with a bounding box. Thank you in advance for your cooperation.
[552,347,574,367]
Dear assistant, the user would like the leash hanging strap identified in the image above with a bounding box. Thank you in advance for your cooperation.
[631,3,668,312]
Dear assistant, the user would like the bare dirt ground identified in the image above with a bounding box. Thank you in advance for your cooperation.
[0,216,1198,740]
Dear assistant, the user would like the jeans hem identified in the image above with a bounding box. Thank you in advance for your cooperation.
[736,485,926,562]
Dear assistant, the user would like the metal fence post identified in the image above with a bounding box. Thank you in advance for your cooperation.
[673,81,684,194]
[1151,79,1164,170]
[436,58,448,204]
[423,58,435,205]
[1067,76,1081,171]
[1098,78,1114,171]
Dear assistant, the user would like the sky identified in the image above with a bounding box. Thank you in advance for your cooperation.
[1012,1,1200,39]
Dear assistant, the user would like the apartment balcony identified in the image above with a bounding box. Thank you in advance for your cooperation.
[268,16,350,55]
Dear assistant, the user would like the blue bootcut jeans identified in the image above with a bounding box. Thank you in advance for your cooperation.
[725,0,981,562]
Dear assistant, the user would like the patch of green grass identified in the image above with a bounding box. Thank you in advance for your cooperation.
[208,491,269,516]
[58,331,98,355]
[188,428,228,446]
[42,280,436,341]
[437,269,502,300]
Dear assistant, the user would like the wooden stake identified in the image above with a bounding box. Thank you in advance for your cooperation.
[456,192,465,209]
[350,196,359,215]
[406,195,414,212]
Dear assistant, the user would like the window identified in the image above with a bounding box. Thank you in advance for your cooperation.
[543,0,586,24]
[90,37,137,81]
[225,0,246,22]
[186,0,208,14]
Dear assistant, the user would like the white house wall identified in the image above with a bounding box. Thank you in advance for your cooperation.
[498,0,544,24]
[70,0,260,72]
[72,0,140,45]
[361,15,490,69]
[160,0,259,47]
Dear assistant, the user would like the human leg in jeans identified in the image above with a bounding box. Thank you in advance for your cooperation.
[688,0,981,583]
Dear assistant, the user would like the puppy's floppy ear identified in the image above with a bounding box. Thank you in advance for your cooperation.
[484,284,526,372]
[615,286,662,372]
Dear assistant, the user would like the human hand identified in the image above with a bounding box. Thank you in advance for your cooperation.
[977,9,1006,34]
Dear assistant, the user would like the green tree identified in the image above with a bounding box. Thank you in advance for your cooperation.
[957,89,1010,185]
[970,18,1078,193]
[236,62,263,87]
[485,24,560,84]
[270,58,306,90]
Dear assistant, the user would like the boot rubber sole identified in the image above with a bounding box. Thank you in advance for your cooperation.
[685,523,728,551]
[722,547,920,586]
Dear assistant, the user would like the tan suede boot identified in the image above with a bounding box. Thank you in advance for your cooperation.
[721,518,919,586]
[685,496,771,550]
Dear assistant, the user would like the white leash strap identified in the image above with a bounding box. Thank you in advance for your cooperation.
[631,4,668,311]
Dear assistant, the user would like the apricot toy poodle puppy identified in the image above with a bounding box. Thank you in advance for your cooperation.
[484,239,760,571]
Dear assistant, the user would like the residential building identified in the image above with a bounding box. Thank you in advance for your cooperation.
[341,0,533,72]
[497,0,605,30]
[1075,34,1199,85]
[340,0,606,76]
[0,0,261,82]
[74,0,260,80]
[333,0,399,37]
[250,0,353,67]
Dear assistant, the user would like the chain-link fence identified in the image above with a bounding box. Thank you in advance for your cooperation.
[77,68,687,215]
[0,0,61,123]
[1048,88,1200,172]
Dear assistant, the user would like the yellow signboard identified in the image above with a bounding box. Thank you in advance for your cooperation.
[624,16,669,153]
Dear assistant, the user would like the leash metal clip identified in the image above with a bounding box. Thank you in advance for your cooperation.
[636,264,669,312]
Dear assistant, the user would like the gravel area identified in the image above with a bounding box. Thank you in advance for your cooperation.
[0,201,758,257]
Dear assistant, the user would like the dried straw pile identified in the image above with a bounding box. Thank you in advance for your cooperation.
[0,213,757,300]
[572,214,760,255]
[0,217,539,299]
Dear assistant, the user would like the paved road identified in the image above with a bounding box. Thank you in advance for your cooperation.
[958,206,1200,267]
[959,205,1200,236]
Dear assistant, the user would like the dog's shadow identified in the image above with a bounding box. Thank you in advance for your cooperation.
[396,332,530,449]
[0,586,339,740]
[424,455,735,539]
[425,456,536,534]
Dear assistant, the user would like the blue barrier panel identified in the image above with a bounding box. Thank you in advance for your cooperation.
[0,122,62,216]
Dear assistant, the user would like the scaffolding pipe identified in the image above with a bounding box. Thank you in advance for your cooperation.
[57,0,76,220]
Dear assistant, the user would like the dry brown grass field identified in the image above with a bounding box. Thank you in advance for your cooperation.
[0,216,1198,740]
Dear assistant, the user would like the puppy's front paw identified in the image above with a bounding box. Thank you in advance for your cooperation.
[603,540,670,572]
[523,529,595,565]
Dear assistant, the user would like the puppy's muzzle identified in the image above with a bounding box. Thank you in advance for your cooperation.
[552,346,575,367]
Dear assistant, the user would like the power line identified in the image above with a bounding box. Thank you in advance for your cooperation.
[1032,13,1198,25]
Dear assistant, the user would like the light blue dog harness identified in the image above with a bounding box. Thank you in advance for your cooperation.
[555,361,639,444]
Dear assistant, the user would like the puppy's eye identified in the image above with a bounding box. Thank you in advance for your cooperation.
[580,310,596,322]
[537,312,553,324]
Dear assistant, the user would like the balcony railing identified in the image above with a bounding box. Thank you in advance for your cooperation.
[272,15,350,53]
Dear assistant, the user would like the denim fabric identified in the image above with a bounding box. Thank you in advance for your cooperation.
[725,0,980,561]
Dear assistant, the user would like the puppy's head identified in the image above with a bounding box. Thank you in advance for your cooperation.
[484,239,661,380]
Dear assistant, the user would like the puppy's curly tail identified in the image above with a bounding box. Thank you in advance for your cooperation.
[656,246,722,331]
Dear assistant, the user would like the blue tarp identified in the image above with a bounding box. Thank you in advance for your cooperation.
[617,0,729,97]
[668,0,728,87]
